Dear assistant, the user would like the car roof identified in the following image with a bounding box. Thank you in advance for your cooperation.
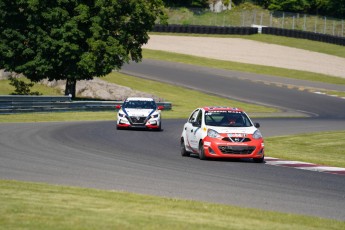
[202,106,244,112]
[125,97,154,102]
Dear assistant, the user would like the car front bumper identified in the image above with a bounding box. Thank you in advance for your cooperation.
[117,117,161,130]
[202,136,264,159]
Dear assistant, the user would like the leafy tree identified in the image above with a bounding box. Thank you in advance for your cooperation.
[308,0,328,14]
[9,77,41,95]
[268,0,310,12]
[163,0,208,7]
[192,0,209,7]
[267,0,344,17]
[326,0,345,18]
[252,0,271,8]
[233,0,246,5]
[0,0,166,98]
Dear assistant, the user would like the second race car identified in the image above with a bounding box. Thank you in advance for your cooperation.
[116,97,163,130]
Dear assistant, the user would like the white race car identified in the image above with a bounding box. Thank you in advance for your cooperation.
[116,97,163,130]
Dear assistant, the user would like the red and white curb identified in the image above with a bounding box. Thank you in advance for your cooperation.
[265,157,345,176]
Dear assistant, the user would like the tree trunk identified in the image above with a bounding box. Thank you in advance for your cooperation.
[65,78,77,99]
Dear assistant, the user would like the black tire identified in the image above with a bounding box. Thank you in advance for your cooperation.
[180,139,190,157]
[253,155,264,163]
[199,142,207,160]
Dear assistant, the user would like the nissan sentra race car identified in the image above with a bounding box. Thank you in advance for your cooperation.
[180,106,264,162]
[116,97,163,130]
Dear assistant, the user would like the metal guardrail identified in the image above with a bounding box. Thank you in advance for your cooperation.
[0,95,172,114]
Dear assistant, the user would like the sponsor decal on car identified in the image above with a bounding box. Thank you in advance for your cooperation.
[228,133,246,137]
[204,141,211,146]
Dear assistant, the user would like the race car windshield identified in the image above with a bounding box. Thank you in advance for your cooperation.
[123,100,156,109]
[204,111,252,127]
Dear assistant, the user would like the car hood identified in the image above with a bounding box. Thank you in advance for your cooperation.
[207,126,257,134]
[123,108,156,117]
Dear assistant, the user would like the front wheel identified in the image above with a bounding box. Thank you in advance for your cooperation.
[180,139,190,157]
[199,142,207,160]
[253,155,264,163]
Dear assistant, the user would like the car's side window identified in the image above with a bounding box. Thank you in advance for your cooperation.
[188,109,199,123]
[196,110,202,124]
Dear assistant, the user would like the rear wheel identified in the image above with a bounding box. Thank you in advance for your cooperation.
[199,142,207,160]
[180,139,190,157]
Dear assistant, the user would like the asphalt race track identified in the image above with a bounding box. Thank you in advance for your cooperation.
[1,60,345,220]
[122,60,345,119]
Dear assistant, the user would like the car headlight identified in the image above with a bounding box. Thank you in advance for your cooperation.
[207,129,221,138]
[253,130,263,139]
[151,114,159,118]
[118,113,125,118]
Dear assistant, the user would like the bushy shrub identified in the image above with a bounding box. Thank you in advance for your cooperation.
[9,77,41,95]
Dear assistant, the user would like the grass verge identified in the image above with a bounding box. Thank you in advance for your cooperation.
[0,78,61,96]
[266,130,345,168]
[0,111,116,123]
[1,180,344,230]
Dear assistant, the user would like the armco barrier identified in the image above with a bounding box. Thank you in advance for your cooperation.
[153,24,345,46]
[261,27,345,46]
[0,95,172,114]
[153,24,258,35]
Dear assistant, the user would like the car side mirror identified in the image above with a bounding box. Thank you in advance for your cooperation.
[254,122,260,128]
[116,105,122,109]
[158,105,164,110]
[192,121,201,127]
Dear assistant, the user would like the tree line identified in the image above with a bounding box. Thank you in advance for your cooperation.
[163,0,345,19]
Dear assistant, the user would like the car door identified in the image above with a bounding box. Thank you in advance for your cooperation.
[185,109,202,150]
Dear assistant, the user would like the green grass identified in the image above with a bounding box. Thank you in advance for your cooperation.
[0,79,15,94]
[266,131,345,168]
[324,90,345,98]
[1,180,344,230]
[0,78,62,96]
[0,111,116,123]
